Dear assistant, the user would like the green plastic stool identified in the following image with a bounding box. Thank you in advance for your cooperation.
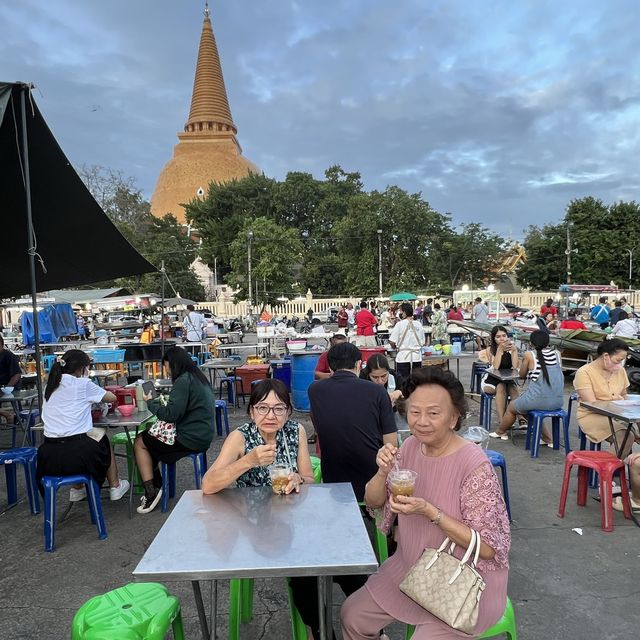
[71,582,185,640]
[310,455,322,484]
[405,597,517,639]
[112,431,143,495]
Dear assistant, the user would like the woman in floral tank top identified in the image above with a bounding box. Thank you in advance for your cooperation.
[202,379,315,494]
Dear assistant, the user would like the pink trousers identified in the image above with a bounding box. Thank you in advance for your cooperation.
[341,586,467,640]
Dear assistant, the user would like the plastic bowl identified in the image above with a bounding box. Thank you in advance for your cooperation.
[1,386,14,395]
[116,404,136,417]
[286,340,307,351]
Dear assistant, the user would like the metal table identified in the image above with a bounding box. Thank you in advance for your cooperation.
[132,484,378,640]
[0,389,38,446]
[215,343,262,357]
[94,410,152,518]
[421,352,476,379]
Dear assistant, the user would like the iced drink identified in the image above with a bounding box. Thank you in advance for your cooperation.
[389,470,418,497]
[269,464,291,495]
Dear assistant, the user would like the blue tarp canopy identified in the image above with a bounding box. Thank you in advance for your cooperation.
[20,303,78,345]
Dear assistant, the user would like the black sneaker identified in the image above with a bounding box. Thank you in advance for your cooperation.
[137,489,163,514]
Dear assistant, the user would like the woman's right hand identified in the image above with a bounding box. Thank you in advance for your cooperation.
[375,443,398,475]
[250,444,276,467]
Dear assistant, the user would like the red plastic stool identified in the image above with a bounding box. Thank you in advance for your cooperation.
[558,450,632,532]
[115,388,136,409]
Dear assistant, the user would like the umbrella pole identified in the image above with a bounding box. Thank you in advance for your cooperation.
[20,84,43,408]
[161,260,166,362]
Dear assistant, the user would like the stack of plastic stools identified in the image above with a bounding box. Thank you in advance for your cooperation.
[219,376,246,405]
[470,361,489,393]
[41,474,107,551]
[214,399,230,437]
[0,447,40,514]
[71,582,185,640]
[486,450,512,521]
[406,597,517,639]
[557,450,632,532]
[525,409,570,458]
[479,392,494,429]
[160,451,207,512]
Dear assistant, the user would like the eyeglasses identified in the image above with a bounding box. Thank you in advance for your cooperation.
[253,404,288,417]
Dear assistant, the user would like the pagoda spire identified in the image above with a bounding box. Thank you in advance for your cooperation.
[184,3,236,135]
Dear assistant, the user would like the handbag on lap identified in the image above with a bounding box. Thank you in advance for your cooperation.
[399,529,485,634]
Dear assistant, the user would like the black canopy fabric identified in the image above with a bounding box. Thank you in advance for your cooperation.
[0,82,156,299]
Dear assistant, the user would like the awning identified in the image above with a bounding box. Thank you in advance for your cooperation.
[0,82,156,299]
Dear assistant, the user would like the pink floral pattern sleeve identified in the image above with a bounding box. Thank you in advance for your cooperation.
[460,462,511,570]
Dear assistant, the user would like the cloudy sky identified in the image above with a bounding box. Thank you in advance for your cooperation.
[2,0,639,238]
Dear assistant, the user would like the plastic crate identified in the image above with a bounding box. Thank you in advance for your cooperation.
[91,349,126,364]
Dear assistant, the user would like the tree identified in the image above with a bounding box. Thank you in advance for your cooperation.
[227,217,303,306]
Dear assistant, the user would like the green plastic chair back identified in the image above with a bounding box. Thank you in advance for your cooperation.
[309,455,323,484]
[71,582,185,640]
[405,597,516,639]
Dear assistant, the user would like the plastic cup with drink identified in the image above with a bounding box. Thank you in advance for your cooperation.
[389,469,418,497]
[269,464,292,495]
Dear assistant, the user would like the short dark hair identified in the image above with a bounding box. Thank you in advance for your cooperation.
[247,378,292,416]
[614,300,622,307]
[599,296,607,304]
[400,303,413,317]
[401,366,467,430]
[426,298,433,304]
[619,311,629,321]
[360,301,368,309]
[474,297,482,303]
[186,304,195,311]
[330,333,348,345]
[327,342,361,371]
[596,338,629,357]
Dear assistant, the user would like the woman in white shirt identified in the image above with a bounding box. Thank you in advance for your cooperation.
[37,350,129,502]
[610,311,638,339]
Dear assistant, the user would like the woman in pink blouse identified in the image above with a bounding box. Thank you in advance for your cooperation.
[341,366,511,639]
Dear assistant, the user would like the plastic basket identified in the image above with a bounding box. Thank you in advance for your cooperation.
[91,349,126,364]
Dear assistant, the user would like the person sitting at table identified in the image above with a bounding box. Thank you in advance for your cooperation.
[135,346,215,514]
[36,350,129,502]
[574,339,640,512]
[610,311,637,339]
[0,334,22,423]
[489,330,564,442]
[559,309,588,331]
[478,325,521,425]
[360,353,403,408]
[341,366,510,639]
[201,380,320,637]
[314,331,348,380]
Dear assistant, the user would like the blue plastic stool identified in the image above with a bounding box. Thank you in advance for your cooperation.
[160,452,208,513]
[219,376,246,405]
[198,351,211,366]
[479,391,494,428]
[190,355,199,365]
[214,399,230,437]
[486,449,512,521]
[43,355,56,373]
[41,475,107,552]
[525,409,570,458]
[0,447,40,514]
[470,362,489,394]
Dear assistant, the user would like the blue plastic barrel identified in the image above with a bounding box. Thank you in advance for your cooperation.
[290,352,321,412]
[270,360,292,391]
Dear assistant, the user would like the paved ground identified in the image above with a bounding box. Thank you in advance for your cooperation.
[0,341,638,639]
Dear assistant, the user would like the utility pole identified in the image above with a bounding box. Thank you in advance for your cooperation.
[247,231,253,310]
[565,224,578,284]
[377,229,383,297]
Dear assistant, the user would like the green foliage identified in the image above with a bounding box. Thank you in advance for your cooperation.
[518,196,640,289]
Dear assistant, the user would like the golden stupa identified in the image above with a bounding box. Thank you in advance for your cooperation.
[151,3,258,222]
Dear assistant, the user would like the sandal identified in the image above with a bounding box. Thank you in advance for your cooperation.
[489,431,508,441]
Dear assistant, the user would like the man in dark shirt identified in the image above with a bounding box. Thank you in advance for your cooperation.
[309,341,397,501]
[0,336,21,388]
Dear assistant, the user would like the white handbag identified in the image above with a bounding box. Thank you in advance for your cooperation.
[399,529,485,634]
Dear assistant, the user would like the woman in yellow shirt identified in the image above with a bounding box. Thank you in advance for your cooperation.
[574,339,640,512]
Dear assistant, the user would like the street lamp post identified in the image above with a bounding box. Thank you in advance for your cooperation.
[627,247,637,291]
[565,224,578,284]
[377,229,383,297]
[247,231,253,310]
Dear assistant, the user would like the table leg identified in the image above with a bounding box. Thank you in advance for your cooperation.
[209,579,218,640]
[318,575,327,640]
[192,580,211,640]
[608,417,621,457]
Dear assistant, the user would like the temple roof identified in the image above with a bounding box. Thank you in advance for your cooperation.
[184,3,236,135]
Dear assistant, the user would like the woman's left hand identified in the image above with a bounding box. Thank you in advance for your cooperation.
[284,472,303,494]
[389,494,434,517]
